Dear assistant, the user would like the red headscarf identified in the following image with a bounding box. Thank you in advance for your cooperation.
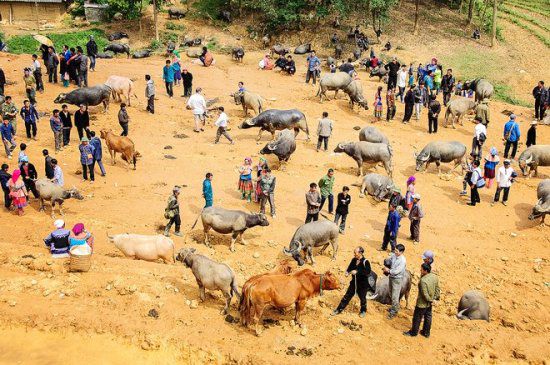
[72,223,85,235]
[11,169,21,182]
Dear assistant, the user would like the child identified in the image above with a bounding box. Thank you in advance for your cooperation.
[460,153,476,196]
[483,147,500,188]
[18,143,28,167]
[455,80,463,96]
[374,86,383,121]
[405,176,416,210]
[172,57,181,86]
[63,72,70,88]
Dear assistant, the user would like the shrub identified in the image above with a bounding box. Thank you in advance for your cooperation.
[6,29,108,54]
[166,21,186,31]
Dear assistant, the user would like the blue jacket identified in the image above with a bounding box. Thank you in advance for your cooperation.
[306,56,320,71]
[385,210,401,237]
[503,120,520,142]
[44,228,71,255]
[423,74,434,90]
[50,116,63,132]
[90,136,103,160]
[20,105,39,124]
[0,123,15,141]
[79,143,95,165]
[203,179,213,201]
[163,65,175,83]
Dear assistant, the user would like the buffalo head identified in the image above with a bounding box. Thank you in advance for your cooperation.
[260,141,277,155]
[175,247,196,267]
[239,118,255,129]
[62,187,84,200]
[53,94,66,104]
[519,154,533,176]
[333,142,350,154]
[283,241,305,266]
[245,213,270,228]
[233,92,244,106]
[414,151,430,171]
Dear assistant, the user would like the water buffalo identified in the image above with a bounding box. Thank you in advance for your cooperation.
[344,80,369,110]
[54,85,111,111]
[283,220,339,266]
[370,64,388,81]
[464,78,493,102]
[104,43,130,58]
[457,290,490,321]
[358,126,389,145]
[260,129,296,166]
[239,109,309,141]
[231,90,263,116]
[108,233,174,263]
[132,49,152,59]
[262,35,271,48]
[195,207,270,252]
[219,10,232,22]
[96,52,113,59]
[108,32,129,41]
[353,48,362,60]
[444,97,476,128]
[334,141,393,177]
[34,179,83,218]
[360,173,395,200]
[271,44,289,56]
[182,37,202,47]
[176,248,240,314]
[294,43,311,55]
[168,7,187,19]
[104,76,136,106]
[414,141,467,174]
[529,179,550,224]
[231,47,245,62]
[366,270,412,307]
[100,129,140,170]
[317,72,353,102]
[518,145,550,177]
[186,47,202,58]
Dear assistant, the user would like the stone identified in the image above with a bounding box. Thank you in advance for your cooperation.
[113,12,123,21]
[500,257,509,262]
[512,349,526,360]
[189,300,198,309]
[510,232,517,237]
[43,290,51,297]
[8,300,16,307]
[337,328,344,334]
[253,252,260,259]
[501,318,515,328]
[148,308,159,319]
[300,327,308,336]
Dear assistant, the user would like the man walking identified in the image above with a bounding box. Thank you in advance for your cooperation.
[145,75,155,114]
[472,117,487,159]
[259,168,276,218]
[0,163,11,209]
[164,186,182,237]
[79,137,95,182]
[334,186,351,234]
[1,119,16,159]
[49,109,63,152]
[203,172,213,208]
[318,169,335,214]
[316,112,333,152]
[381,203,401,251]
[74,104,90,140]
[118,103,130,136]
[46,47,59,83]
[305,50,320,85]
[440,68,455,106]
[162,60,175,97]
[305,182,321,223]
[403,262,440,338]
[214,106,233,144]
[86,35,98,72]
[396,65,408,102]
[43,149,54,179]
[386,57,400,90]
[503,114,520,159]
[383,244,407,319]
[467,160,484,206]
[427,94,441,134]
[31,54,43,92]
[60,104,72,146]
[409,194,424,243]
[493,159,515,206]
[187,88,207,133]
[1,96,18,135]
[332,247,372,318]
[89,131,106,177]
[19,99,39,140]
[532,81,547,120]
[76,47,88,87]
[182,68,193,97]
[23,68,37,105]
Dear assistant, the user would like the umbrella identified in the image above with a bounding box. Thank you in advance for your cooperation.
[32,34,53,47]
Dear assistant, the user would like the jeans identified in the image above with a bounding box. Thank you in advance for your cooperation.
[215,127,233,143]
[381,229,396,250]
[82,163,95,181]
[336,279,368,313]
[389,277,402,315]
[25,122,37,138]
[409,305,432,336]
[166,213,181,233]
[535,98,545,120]
[305,212,319,223]
[334,213,347,232]
[77,127,91,141]
[120,122,128,136]
[26,88,36,105]
[165,81,174,97]
[78,70,88,87]
[494,186,510,202]
[53,130,62,151]
[2,138,16,157]
[428,115,438,133]
[317,136,329,151]
[410,219,420,241]
[319,194,334,213]
[89,55,96,71]
[260,192,275,215]
[63,127,71,145]
[94,159,106,176]
[305,70,317,84]
[147,95,155,113]
[443,91,451,106]
[48,66,58,83]
[183,84,192,97]
[470,186,480,205]
[504,140,518,159]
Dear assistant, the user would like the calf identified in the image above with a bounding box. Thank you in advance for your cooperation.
[283,220,339,265]
[104,43,130,58]
[366,270,412,307]
[100,129,140,170]
[260,129,297,165]
[54,85,111,111]
[231,47,245,62]
[414,141,467,174]
[518,145,550,177]
[108,233,174,263]
[444,97,476,128]
[457,290,490,321]
[34,179,83,218]
[104,76,136,106]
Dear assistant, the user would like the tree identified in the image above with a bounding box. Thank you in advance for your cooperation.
[413,0,420,35]
[491,0,498,46]
[153,0,159,41]
[467,0,474,24]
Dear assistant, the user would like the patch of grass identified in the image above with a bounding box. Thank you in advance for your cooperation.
[493,84,531,107]
[507,2,550,17]
[500,5,550,32]
[6,28,108,54]
[206,37,220,51]
[160,31,179,44]
[149,39,163,51]
[507,0,550,15]
[165,21,186,31]
[501,14,550,48]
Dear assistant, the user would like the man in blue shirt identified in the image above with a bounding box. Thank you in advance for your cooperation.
[305,50,320,85]
[380,204,401,251]
[503,114,521,159]
[162,60,175,98]
[203,172,213,207]
[20,99,39,139]
[1,118,16,159]
[89,131,106,177]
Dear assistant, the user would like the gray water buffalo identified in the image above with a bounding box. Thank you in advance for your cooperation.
[359,173,395,200]
[518,145,550,177]
[415,141,467,174]
[239,109,309,141]
[34,179,83,218]
[104,43,130,58]
[231,90,263,116]
[96,52,114,59]
[529,179,550,224]
[231,47,245,62]
[358,126,389,145]
[294,43,311,54]
[457,290,490,321]
[271,44,289,56]
[168,7,187,19]
[182,37,202,47]
[317,72,352,102]
[283,220,339,266]
[334,141,393,177]
[260,129,296,164]
[444,97,476,128]
[176,248,240,314]
[366,270,412,307]
[464,78,493,102]
[108,233,174,263]
[104,75,136,106]
[54,85,111,111]
[108,32,129,41]
[370,64,388,81]
[195,207,269,252]
[344,80,369,110]
[132,49,151,59]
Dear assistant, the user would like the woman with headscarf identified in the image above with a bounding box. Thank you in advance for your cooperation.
[69,223,94,252]
[254,157,269,203]
[405,176,416,210]
[373,86,383,122]
[8,169,28,215]
[238,157,254,202]
[483,147,500,189]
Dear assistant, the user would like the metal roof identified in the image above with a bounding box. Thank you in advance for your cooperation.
[3,0,66,3]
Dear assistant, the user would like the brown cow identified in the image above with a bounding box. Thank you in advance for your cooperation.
[239,269,340,335]
[100,129,140,170]
[240,260,295,299]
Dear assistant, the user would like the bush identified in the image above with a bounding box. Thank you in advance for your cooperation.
[160,31,179,44]
[6,29,108,54]
[166,21,186,31]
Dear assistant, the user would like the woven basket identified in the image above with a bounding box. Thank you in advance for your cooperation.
[69,253,92,272]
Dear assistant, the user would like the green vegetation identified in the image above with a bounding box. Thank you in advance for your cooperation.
[493,84,531,107]
[501,14,550,48]
[500,5,550,32]
[6,29,109,55]
[507,2,550,17]
[165,21,186,31]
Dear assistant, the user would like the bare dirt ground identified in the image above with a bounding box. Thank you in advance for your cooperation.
[0,7,549,364]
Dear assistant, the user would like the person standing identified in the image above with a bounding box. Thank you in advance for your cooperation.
[89,131,106,177]
[405,176,416,210]
[413,83,427,121]
[0,67,5,96]
[259,168,276,218]
[43,149,54,179]
[467,160,484,206]
[433,65,442,95]
[187,88,207,133]
[51,159,64,186]
[0,163,11,209]
[380,204,401,251]
[305,50,320,85]
[332,247,372,317]
[427,94,441,134]
[8,169,28,216]
[403,85,415,124]
[503,114,520,159]
[214,107,234,144]
[403,262,440,338]
[440,68,455,106]
[318,169,335,214]
[472,117,487,160]
[238,157,254,202]
[164,186,182,237]
[493,159,515,206]
[162,60,175,97]
[334,186,351,234]
[86,35,98,72]
[145,75,155,114]
[386,57,401,90]
[79,137,95,183]
[203,172,213,208]
[475,99,490,126]
[483,147,500,188]
[50,109,63,152]
[374,86,383,121]
[19,100,39,140]
[74,104,90,140]
[409,194,424,243]
[396,65,408,102]
[386,88,396,122]
[383,244,407,319]
[30,54,44,92]
[532,81,547,121]
[19,156,39,198]
[60,104,72,146]
[526,120,537,147]
[46,47,59,83]
[305,182,321,223]
[23,68,37,106]
[316,112,333,152]
[2,96,18,135]
[182,68,193,97]
[1,119,16,159]
[118,103,130,136]
[76,47,89,87]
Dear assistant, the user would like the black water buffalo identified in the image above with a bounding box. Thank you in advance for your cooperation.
[260,129,297,164]
[104,43,130,58]
[239,109,310,141]
[219,10,232,22]
[132,50,152,59]
[168,7,187,19]
[108,32,129,41]
[232,47,245,62]
[96,52,113,59]
[54,85,111,111]
[370,64,388,81]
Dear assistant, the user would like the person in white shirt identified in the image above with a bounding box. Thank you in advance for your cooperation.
[51,159,64,186]
[493,159,515,206]
[31,54,44,92]
[472,116,486,159]
[214,107,233,144]
[186,88,207,133]
[396,65,408,103]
